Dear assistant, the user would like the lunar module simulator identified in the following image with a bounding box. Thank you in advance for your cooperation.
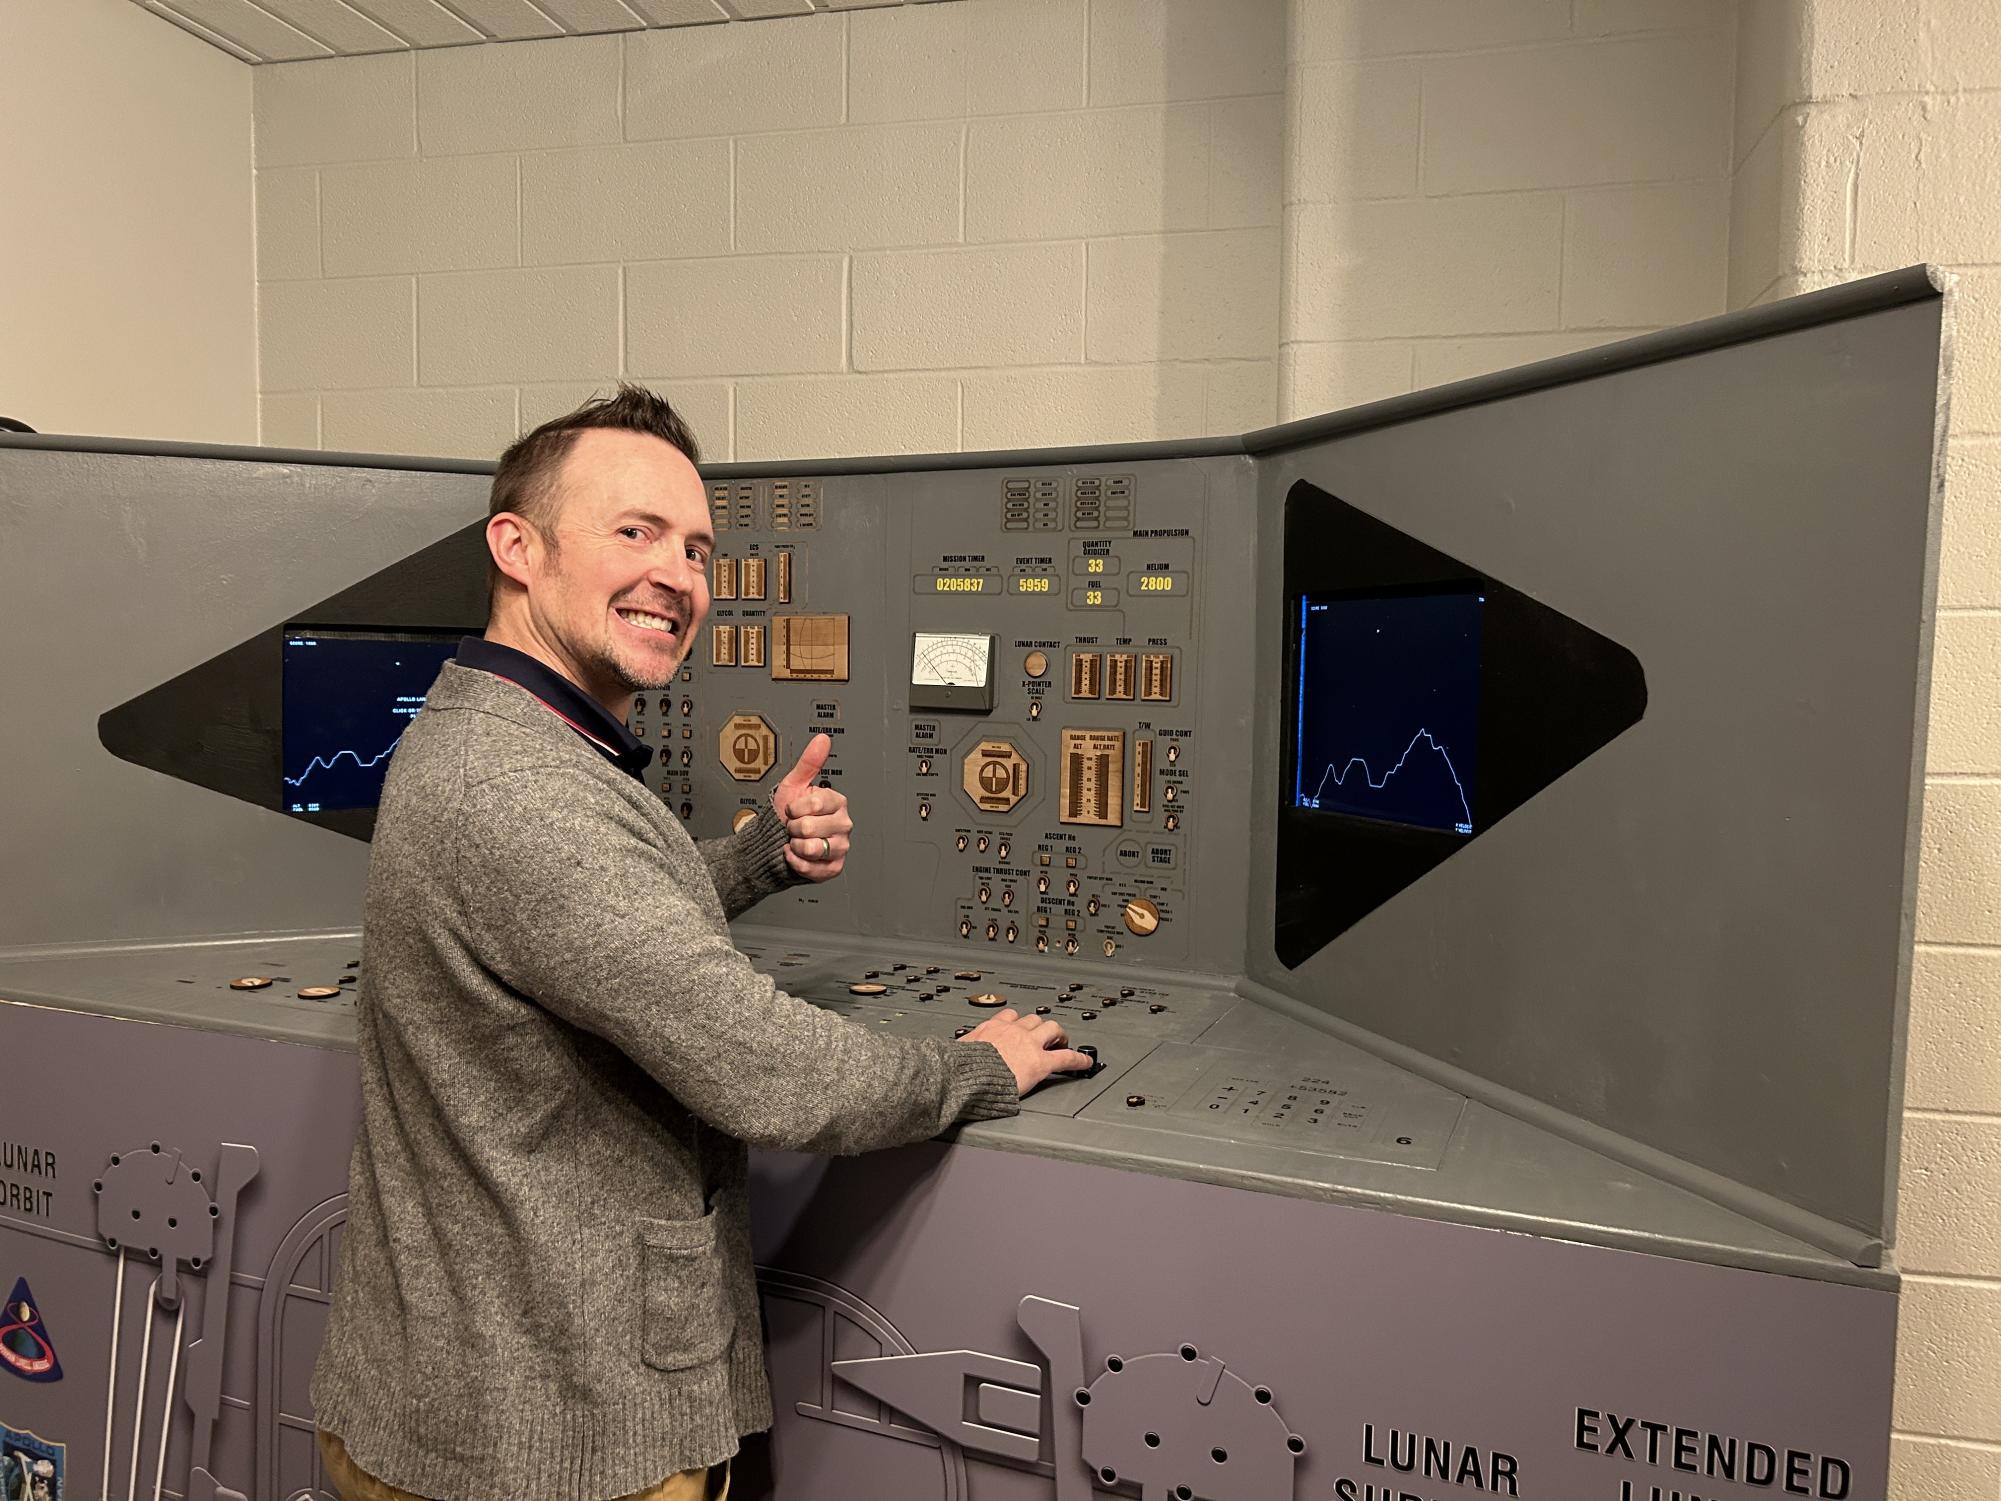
[0,270,1949,1501]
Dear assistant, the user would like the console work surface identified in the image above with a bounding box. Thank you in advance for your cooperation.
[0,924,1874,1289]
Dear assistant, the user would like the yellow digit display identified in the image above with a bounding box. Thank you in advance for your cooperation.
[1013,576,1052,593]
[1087,558,1107,574]
[1138,575,1176,592]
[934,577,986,593]
[1085,588,1103,606]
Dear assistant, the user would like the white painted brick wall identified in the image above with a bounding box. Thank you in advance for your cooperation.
[1085,0,1284,107]
[966,106,1211,241]
[1889,1436,2001,1501]
[253,50,413,167]
[321,386,518,458]
[254,0,1286,459]
[254,167,319,282]
[257,392,320,448]
[417,33,622,154]
[260,277,414,391]
[1088,229,1280,362]
[961,363,1208,450]
[418,265,620,385]
[521,140,732,265]
[1896,1280,2001,1443]
[735,124,964,253]
[1745,5,2001,1476]
[847,0,1084,122]
[1279,0,1733,418]
[853,243,1085,370]
[626,256,848,378]
[321,155,519,276]
[624,17,844,141]
[735,373,960,459]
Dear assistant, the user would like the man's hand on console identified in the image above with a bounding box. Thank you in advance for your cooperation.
[957,1009,1097,1097]
[772,733,852,882]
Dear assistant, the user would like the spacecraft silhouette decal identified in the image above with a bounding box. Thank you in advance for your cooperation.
[828,1294,1303,1501]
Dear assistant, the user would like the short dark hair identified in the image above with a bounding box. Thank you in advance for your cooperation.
[486,383,703,600]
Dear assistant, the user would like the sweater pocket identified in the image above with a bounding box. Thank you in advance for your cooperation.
[637,1210,736,1372]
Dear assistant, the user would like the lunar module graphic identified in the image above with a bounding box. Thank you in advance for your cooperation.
[763,1273,1303,1501]
[90,1141,261,1501]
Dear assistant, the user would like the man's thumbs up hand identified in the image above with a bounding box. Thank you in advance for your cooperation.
[770,732,851,881]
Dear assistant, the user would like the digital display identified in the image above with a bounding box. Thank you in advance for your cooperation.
[282,630,460,812]
[1291,592,1481,835]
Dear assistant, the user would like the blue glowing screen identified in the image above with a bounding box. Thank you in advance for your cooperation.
[282,631,459,812]
[1292,592,1481,835]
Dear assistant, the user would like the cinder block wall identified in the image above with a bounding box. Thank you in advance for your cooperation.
[1278,0,1735,417]
[1730,4,2001,1494]
[252,0,1288,461]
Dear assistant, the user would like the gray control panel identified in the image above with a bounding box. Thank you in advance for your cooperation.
[635,460,1249,975]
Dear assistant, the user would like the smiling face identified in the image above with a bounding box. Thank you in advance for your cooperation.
[486,427,713,716]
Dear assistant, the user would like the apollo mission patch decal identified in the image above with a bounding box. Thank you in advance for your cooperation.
[0,1282,60,1382]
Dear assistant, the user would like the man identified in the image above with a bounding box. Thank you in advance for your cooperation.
[310,387,1091,1501]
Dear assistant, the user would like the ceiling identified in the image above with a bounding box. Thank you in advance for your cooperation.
[134,0,954,64]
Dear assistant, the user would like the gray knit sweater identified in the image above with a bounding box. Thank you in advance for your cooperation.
[310,663,1019,1500]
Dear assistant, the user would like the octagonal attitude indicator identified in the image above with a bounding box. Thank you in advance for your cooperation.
[720,713,778,782]
[963,739,1029,814]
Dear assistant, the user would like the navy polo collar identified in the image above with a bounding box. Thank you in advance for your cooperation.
[456,637,654,781]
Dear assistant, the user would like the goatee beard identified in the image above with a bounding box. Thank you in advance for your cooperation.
[590,641,681,695]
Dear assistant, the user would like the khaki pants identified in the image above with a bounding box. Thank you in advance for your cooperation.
[317,1429,730,1501]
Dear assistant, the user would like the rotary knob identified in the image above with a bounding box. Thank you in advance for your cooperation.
[1122,897,1161,936]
